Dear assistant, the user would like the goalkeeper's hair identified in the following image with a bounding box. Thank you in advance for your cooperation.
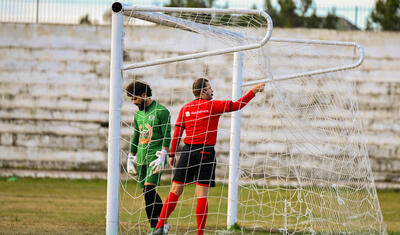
[126,81,152,97]
[192,78,209,97]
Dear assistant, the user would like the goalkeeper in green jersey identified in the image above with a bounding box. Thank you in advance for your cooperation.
[126,81,171,233]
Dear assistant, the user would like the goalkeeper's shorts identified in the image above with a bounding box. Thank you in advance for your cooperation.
[137,164,162,188]
[173,144,216,187]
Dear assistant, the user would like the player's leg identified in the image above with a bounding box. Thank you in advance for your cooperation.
[143,184,163,229]
[154,145,196,232]
[143,166,163,230]
[195,185,210,235]
[152,182,184,234]
[195,146,216,235]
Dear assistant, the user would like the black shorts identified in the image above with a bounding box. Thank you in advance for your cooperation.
[173,144,216,187]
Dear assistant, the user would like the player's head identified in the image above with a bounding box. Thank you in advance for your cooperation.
[193,78,213,100]
[126,81,152,111]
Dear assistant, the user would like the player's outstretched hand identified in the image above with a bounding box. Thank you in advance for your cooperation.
[150,150,167,174]
[251,83,265,94]
[127,152,138,175]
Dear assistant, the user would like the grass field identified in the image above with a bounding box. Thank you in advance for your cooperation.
[0,177,399,235]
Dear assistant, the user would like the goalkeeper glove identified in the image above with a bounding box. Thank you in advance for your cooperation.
[127,153,138,175]
[149,150,167,175]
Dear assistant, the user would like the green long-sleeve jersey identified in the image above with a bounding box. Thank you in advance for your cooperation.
[130,101,171,165]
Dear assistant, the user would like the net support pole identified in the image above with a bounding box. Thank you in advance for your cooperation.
[106,2,124,235]
[227,52,243,229]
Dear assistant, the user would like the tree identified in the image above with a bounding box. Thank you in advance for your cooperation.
[264,0,280,26]
[264,0,314,28]
[165,0,345,30]
[370,0,400,31]
[79,14,92,25]
[323,8,339,29]
[206,0,214,8]
[299,0,313,17]
[278,0,302,27]
[305,9,321,28]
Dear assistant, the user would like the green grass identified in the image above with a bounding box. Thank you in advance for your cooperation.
[0,177,399,234]
[0,178,106,234]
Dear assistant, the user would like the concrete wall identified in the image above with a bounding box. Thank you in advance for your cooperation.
[0,23,399,187]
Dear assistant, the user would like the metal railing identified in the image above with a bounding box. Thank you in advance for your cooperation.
[0,0,373,29]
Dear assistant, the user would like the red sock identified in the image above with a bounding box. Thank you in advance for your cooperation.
[156,192,179,229]
[196,197,208,235]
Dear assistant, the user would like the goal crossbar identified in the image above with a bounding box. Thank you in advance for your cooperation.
[120,5,273,70]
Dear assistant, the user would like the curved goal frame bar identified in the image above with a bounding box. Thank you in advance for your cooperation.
[243,37,365,86]
[120,5,273,70]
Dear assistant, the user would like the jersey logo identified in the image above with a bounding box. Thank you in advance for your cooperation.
[148,115,155,121]
[139,123,153,145]
[185,111,190,117]
[191,110,208,115]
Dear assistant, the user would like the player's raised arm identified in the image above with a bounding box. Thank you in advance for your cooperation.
[212,82,265,114]
[169,108,185,162]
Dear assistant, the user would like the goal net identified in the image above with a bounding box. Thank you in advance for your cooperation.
[108,3,387,235]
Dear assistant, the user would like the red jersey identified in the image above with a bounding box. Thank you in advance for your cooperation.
[169,90,256,155]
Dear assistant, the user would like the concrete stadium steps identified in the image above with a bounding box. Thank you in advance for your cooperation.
[0,71,108,85]
[0,108,108,123]
[0,119,105,135]
[0,47,109,63]
[0,23,110,50]
[0,23,399,186]
[0,146,106,171]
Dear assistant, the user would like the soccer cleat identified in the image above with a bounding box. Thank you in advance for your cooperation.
[163,223,170,234]
[150,226,165,235]
[148,227,155,235]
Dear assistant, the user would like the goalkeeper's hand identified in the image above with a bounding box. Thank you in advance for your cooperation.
[127,152,138,175]
[149,150,167,175]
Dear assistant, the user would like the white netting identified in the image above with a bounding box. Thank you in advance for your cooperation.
[115,7,386,235]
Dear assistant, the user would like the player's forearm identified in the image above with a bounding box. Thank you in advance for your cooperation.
[130,134,139,153]
[169,137,181,156]
[161,128,171,149]
[230,90,256,111]
[169,126,184,156]
[161,112,172,148]
[129,140,138,154]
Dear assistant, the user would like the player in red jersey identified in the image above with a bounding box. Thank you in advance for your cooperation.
[152,78,265,235]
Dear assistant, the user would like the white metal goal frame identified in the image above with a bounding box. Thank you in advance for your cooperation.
[107,2,367,234]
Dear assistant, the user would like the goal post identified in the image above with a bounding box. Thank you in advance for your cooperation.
[107,2,386,234]
[227,51,244,228]
[107,3,123,234]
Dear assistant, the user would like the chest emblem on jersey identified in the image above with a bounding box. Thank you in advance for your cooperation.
[139,123,153,145]
[148,115,155,121]
[185,111,190,117]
